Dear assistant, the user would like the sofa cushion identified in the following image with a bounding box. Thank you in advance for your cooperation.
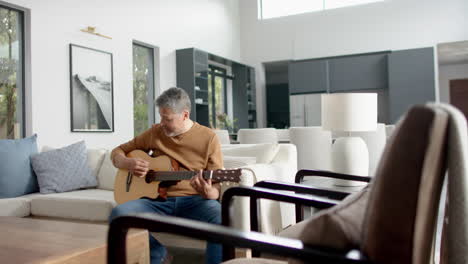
[0,134,39,198]
[30,189,116,221]
[223,156,256,169]
[97,151,118,190]
[285,188,368,249]
[222,144,280,164]
[0,197,31,217]
[31,141,97,194]
[268,188,369,263]
[87,148,107,177]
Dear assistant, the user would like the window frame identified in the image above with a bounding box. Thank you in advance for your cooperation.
[0,1,28,138]
[132,40,160,135]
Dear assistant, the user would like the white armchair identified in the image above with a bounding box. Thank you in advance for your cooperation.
[289,127,332,171]
[275,129,290,142]
[213,129,231,145]
[221,143,297,234]
[237,128,278,144]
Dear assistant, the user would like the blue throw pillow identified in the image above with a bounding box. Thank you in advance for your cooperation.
[0,134,39,198]
[30,140,97,194]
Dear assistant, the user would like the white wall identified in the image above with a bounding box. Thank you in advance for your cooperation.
[439,63,468,103]
[3,0,240,149]
[239,0,468,127]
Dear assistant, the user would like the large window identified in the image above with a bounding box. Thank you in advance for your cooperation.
[258,0,384,19]
[0,5,24,139]
[132,42,158,136]
[208,65,229,128]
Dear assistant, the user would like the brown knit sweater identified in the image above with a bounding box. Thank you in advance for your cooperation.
[111,122,223,197]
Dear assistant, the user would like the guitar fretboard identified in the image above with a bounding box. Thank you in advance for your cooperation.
[148,171,197,181]
[145,170,239,182]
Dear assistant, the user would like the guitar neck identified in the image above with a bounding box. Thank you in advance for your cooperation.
[147,171,213,181]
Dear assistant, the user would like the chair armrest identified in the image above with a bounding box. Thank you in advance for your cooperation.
[293,170,370,224]
[254,180,351,200]
[222,186,342,258]
[295,169,372,184]
[254,180,350,225]
[108,213,370,264]
[221,186,340,232]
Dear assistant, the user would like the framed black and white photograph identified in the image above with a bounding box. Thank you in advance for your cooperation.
[69,44,114,132]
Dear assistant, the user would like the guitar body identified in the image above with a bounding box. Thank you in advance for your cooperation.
[114,150,173,204]
[114,150,242,205]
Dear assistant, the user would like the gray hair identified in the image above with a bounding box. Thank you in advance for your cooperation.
[155,87,191,113]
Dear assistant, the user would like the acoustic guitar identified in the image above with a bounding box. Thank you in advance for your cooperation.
[114,150,242,204]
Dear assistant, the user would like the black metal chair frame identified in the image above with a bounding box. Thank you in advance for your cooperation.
[107,169,372,264]
[108,212,370,264]
[224,169,371,258]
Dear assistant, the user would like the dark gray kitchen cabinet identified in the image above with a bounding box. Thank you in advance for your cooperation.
[388,47,435,123]
[289,59,328,94]
[328,52,388,92]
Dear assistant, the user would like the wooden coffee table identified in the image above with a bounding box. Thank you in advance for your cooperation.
[0,217,149,264]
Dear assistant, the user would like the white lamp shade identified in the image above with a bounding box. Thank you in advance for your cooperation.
[321,93,377,132]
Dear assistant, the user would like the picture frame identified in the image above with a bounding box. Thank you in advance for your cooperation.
[69,44,114,132]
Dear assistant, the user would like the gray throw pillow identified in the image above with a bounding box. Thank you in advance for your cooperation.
[31,141,97,194]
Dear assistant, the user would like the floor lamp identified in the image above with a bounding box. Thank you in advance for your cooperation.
[321,93,377,186]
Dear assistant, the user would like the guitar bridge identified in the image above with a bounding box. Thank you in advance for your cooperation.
[126,172,133,192]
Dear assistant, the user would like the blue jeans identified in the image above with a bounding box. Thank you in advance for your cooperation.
[109,196,222,264]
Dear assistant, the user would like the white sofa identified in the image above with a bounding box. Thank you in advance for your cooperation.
[0,143,297,235]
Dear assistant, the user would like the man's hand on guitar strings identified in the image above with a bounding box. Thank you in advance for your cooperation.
[126,158,150,177]
[190,170,220,200]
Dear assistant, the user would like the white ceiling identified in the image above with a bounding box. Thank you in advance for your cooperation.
[438,40,468,66]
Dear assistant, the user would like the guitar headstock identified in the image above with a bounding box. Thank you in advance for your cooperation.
[205,169,242,183]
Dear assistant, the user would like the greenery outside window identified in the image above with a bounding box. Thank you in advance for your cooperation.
[132,42,158,136]
[208,65,229,129]
[0,5,24,139]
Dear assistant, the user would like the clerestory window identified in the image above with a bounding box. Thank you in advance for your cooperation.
[258,0,385,20]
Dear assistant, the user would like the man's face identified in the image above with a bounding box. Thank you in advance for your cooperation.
[159,107,188,136]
